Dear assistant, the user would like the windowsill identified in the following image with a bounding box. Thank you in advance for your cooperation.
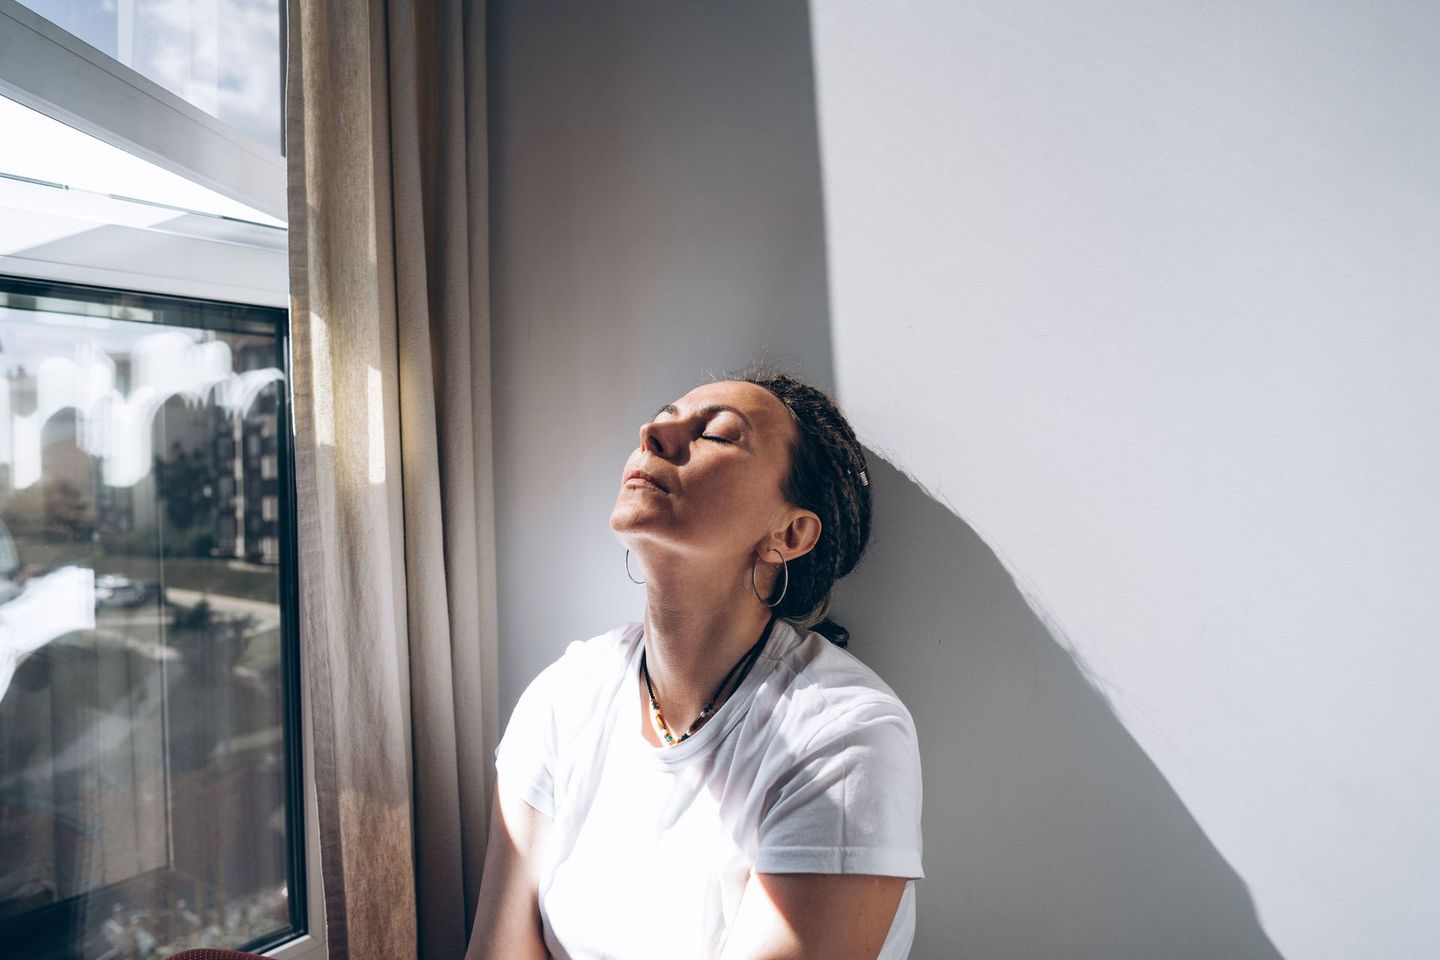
[266,932,327,960]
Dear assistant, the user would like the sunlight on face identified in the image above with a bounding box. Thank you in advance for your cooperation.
[609,380,801,566]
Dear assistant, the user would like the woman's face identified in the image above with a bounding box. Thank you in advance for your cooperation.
[610,380,819,569]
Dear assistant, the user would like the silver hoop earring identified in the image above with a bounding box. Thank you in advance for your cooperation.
[751,547,788,608]
[624,548,645,584]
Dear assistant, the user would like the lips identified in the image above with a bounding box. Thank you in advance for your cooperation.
[624,468,670,493]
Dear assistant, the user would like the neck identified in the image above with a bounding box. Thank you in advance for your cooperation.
[637,548,776,731]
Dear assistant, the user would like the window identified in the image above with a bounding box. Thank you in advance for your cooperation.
[0,1,287,222]
[12,0,285,153]
[0,275,306,958]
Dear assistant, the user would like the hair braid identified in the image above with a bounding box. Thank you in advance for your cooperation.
[719,360,873,646]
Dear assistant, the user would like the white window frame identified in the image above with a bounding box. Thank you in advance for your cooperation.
[0,0,287,221]
[270,576,327,960]
[0,199,322,960]
[0,261,325,960]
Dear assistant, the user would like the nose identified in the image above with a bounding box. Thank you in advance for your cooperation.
[639,416,687,461]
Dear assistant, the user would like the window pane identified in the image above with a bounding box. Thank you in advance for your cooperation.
[14,0,284,154]
[0,277,303,958]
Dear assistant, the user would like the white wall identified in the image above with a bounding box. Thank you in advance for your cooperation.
[488,0,834,715]
[489,2,1439,958]
[808,3,1439,959]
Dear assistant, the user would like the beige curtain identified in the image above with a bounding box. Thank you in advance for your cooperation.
[284,1,498,958]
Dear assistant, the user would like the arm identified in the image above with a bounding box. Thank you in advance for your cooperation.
[464,777,553,960]
[724,695,922,959]
[718,871,907,960]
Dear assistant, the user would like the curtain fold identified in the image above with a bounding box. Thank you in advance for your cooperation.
[285,1,499,958]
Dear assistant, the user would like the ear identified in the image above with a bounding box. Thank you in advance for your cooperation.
[768,509,821,563]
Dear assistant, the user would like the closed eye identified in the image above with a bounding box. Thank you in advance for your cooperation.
[701,435,732,444]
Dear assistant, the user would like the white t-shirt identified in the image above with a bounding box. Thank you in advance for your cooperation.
[493,616,925,959]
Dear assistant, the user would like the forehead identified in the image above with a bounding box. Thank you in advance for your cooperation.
[674,380,795,439]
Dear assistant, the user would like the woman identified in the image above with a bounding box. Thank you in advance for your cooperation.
[469,365,924,959]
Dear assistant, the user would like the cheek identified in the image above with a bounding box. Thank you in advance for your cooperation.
[687,471,754,518]
[687,460,786,528]
[723,476,787,528]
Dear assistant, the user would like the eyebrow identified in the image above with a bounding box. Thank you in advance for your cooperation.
[654,402,754,429]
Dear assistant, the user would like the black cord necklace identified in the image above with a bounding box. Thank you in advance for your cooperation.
[641,613,777,746]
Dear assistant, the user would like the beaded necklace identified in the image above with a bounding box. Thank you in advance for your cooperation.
[640,613,777,746]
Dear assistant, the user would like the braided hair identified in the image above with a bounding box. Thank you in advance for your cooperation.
[722,360,872,647]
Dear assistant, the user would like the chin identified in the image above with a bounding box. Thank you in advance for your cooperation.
[610,514,679,548]
[609,505,650,533]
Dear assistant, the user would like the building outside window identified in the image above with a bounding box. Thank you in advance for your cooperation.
[0,276,304,959]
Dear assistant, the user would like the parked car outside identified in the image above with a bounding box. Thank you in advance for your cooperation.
[93,574,166,610]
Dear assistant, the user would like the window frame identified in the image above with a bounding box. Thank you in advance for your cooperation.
[0,0,287,221]
[0,271,324,960]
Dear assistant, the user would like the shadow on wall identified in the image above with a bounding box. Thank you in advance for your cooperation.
[832,451,1283,960]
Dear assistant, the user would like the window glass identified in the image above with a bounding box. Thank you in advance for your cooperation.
[0,277,303,958]
[15,0,284,154]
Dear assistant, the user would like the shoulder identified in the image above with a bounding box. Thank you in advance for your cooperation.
[751,623,925,878]
[766,621,916,724]
[510,621,639,719]
[758,620,919,756]
[549,619,639,676]
[495,622,638,814]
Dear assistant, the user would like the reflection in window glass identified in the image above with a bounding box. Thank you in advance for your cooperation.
[0,278,302,958]
[15,0,284,153]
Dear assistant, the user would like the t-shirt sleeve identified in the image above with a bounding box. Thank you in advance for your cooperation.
[492,648,576,820]
[753,698,924,879]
